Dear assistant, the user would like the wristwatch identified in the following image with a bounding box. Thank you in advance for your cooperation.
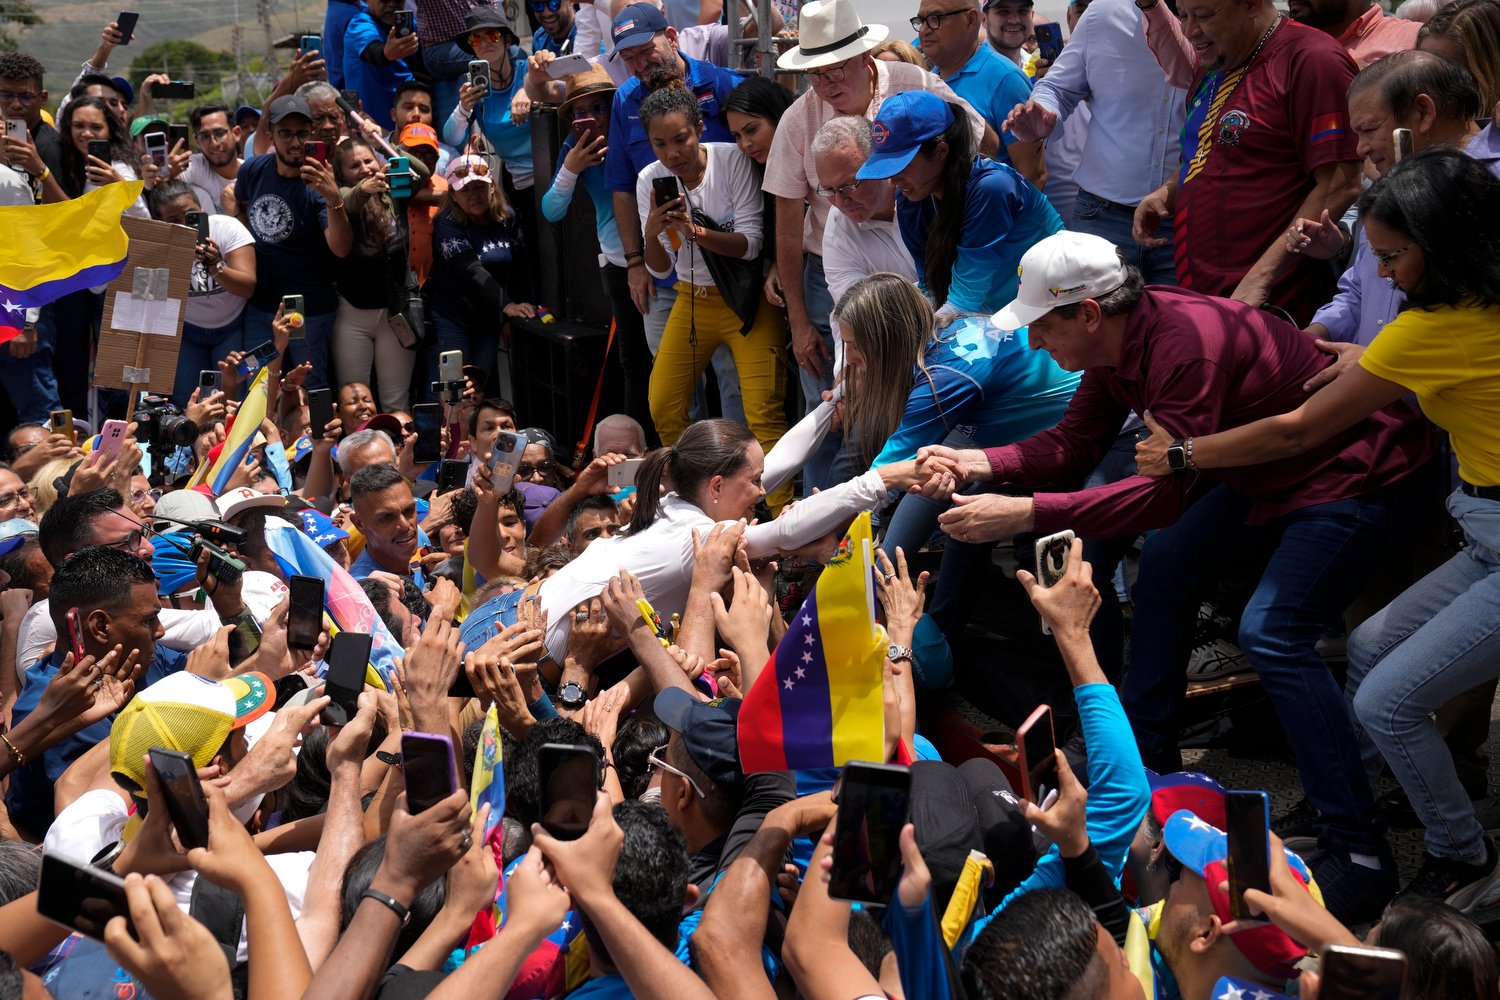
[557,681,587,710]
[1166,437,1197,472]
[887,643,913,664]
[375,750,402,766]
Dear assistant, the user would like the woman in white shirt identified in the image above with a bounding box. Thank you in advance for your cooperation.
[54,96,147,217]
[635,85,790,509]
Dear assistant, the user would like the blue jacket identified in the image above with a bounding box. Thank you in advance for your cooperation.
[343,7,413,131]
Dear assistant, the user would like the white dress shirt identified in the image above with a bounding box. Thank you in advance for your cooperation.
[821,207,918,309]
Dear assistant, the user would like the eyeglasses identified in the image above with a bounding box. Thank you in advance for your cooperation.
[517,460,554,478]
[468,29,503,45]
[0,487,36,509]
[570,101,611,121]
[0,90,40,105]
[816,178,863,199]
[450,160,491,179]
[805,56,858,87]
[196,128,232,142]
[647,744,706,798]
[529,0,564,10]
[100,509,154,552]
[275,129,312,142]
[1371,244,1412,267]
[131,488,163,505]
[910,8,972,30]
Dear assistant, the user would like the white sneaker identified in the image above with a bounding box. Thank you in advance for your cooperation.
[1187,638,1251,680]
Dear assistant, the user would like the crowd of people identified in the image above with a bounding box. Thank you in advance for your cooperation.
[2,0,1500,995]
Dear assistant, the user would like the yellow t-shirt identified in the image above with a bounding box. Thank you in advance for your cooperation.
[1359,301,1500,486]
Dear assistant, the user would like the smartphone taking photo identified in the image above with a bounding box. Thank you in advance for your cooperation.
[38,852,133,941]
[149,746,210,850]
[538,743,602,840]
[321,631,372,726]
[1224,789,1271,920]
[828,761,911,904]
[402,732,458,813]
[412,402,442,465]
[1319,944,1407,1000]
[1016,704,1058,805]
[287,574,325,650]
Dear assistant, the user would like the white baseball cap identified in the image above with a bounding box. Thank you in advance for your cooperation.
[992,232,1128,331]
[216,486,287,522]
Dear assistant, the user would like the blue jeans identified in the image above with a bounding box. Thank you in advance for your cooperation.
[1348,489,1500,862]
[170,313,247,407]
[1126,483,1398,851]
[244,304,334,391]
[422,40,472,125]
[321,0,361,90]
[0,307,61,422]
[799,253,843,493]
[1081,427,1142,682]
[432,310,507,395]
[879,427,978,559]
[1070,190,1178,286]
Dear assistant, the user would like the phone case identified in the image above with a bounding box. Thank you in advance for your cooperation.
[1016,704,1057,805]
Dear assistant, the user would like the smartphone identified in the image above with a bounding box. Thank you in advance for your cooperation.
[199,369,221,393]
[538,743,603,840]
[50,408,76,443]
[87,139,111,164]
[394,9,416,36]
[652,174,679,209]
[468,59,491,95]
[3,118,24,142]
[437,458,468,493]
[185,209,211,243]
[287,574,325,650]
[339,89,361,109]
[150,80,196,100]
[412,403,442,465]
[307,387,335,437]
[438,349,464,384]
[66,606,87,663]
[281,293,305,315]
[546,52,593,79]
[37,852,133,941]
[1393,127,1413,162]
[148,747,210,850]
[1319,945,1408,1000]
[321,630,372,726]
[114,11,140,45]
[607,457,643,489]
[1032,528,1075,635]
[97,419,129,463]
[828,761,911,904]
[387,154,412,197]
[1016,704,1058,806]
[169,122,190,151]
[236,340,279,377]
[1034,21,1064,62]
[401,732,458,814]
[1224,789,1271,920]
[488,429,525,484]
[303,139,327,164]
[144,131,169,172]
[299,33,322,57]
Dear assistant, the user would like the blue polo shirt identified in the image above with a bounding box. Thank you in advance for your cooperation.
[943,43,1032,165]
[604,53,743,193]
[532,22,576,56]
[343,7,413,131]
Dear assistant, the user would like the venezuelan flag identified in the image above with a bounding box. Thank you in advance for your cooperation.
[737,512,887,773]
[466,705,508,944]
[188,366,271,494]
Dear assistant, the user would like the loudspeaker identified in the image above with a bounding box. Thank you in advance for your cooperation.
[509,315,621,461]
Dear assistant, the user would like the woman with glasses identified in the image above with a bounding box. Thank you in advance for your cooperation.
[1135,150,1500,910]
[429,154,538,396]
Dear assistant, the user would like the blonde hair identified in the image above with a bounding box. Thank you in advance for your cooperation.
[832,273,939,466]
[29,457,77,517]
[441,168,512,226]
[871,39,928,68]
[1420,0,1500,115]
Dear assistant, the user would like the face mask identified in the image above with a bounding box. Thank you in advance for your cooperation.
[639,785,662,805]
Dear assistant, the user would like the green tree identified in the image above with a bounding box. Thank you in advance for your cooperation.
[0,0,40,53]
[127,40,236,95]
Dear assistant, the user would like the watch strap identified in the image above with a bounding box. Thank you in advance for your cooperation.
[361,888,410,925]
[375,750,402,766]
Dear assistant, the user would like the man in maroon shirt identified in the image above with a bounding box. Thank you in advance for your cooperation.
[919,232,1433,923]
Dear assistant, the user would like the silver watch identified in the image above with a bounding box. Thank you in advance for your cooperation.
[887,643,913,663]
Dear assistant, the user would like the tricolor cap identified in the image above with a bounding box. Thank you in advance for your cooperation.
[612,2,669,50]
[109,672,262,793]
[1162,810,1322,979]
[0,518,36,558]
[856,91,954,181]
[1210,976,1294,1000]
[992,231,1127,331]
[1147,769,1228,829]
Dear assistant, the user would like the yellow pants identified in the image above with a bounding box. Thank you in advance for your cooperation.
[650,281,791,509]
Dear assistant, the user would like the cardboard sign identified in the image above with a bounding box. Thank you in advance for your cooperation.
[95,216,195,395]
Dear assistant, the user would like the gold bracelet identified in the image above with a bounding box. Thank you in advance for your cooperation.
[1,731,24,766]
[33,165,49,183]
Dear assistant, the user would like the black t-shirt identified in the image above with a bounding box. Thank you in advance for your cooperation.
[334,190,408,312]
[32,120,63,179]
[234,152,338,314]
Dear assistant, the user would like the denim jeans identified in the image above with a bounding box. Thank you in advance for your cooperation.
[1127,482,1398,851]
[798,253,843,493]
[0,306,62,422]
[170,313,247,407]
[1081,426,1143,682]
[1347,489,1500,862]
[1070,190,1178,287]
[244,304,334,390]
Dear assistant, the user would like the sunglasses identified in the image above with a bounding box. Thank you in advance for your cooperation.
[529,0,565,10]
[517,459,554,477]
[450,160,491,179]
[647,744,706,798]
[468,29,504,45]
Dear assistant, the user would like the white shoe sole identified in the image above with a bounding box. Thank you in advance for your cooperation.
[1446,864,1500,913]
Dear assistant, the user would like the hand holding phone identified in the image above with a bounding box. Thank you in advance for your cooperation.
[1224,789,1271,920]
[97,419,129,462]
[149,747,210,850]
[38,852,133,941]
[607,457,643,488]
[828,761,912,904]
[1016,704,1058,805]
[114,11,140,44]
[287,575,325,649]
[652,174,680,210]
[320,631,372,726]
[402,732,458,813]
[307,387,335,438]
[437,459,468,493]
[1319,944,1408,1000]
[488,429,525,484]
[538,743,603,840]
[1034,21,1064,62]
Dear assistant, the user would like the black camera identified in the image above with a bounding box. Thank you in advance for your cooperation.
[134,397,198,450]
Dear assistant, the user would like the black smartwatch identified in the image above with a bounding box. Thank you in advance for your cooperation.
[1166,437,1197,472]
[557,681,587,710]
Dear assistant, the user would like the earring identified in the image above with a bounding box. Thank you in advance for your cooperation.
[712,498,719,504]
[1146,862,1159,872]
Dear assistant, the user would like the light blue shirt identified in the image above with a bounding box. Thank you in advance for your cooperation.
[541,134,624,266]
[1029,0,1185,206]
[942,43,1033,154]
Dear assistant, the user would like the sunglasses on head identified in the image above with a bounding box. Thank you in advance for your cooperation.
[451,160,491,178]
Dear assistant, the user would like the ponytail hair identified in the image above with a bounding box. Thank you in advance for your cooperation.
[922,102,977,308]
[627,419,757,534]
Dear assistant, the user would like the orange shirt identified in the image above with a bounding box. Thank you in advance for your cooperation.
[408,174,448,286]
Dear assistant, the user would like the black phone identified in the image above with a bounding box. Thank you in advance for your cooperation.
[87,139,111,163]
[1319,944,1408,1000]
[394,9,416,36]
[169,122,190,150]
[150,80,196,100]
[1016,704,1058,805]
[199,369,221,393]
[1034,21,1064,62]
[1224,789,1271,920]
[652,174,680,209]
[402,731,458,814]
[149,746,210,850]
[115,11,139,44]
[538,743,602,840]
[828,761,911,905]
[412,402,442,465]
[437,459,468,493]
[339,88,361,108]
[320,631,371,726]
[236,339,279,378]
[287,574,325,650]
[38,852,134,941]
[185,209,211,242]
[307,387,335,437]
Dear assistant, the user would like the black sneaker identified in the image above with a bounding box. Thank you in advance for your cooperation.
[1397,837,1500,913]
[1307,843,1398,925]
[1273,797,1321,854]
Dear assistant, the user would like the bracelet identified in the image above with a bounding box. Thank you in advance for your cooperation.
[624,249,644,261]
[360,888,410,925]
[31,165,50,183]
[1,731,23,766]
[627,260,645,269]
[1184,436,1198,472]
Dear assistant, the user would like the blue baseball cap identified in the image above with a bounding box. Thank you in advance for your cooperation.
[613,2,669,51]
[654,688,743,789]
[0,518,36,558]
[111,76,135,107]
[234,105,261,124]
[856,91,955,181]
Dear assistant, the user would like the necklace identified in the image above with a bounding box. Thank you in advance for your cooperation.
[1239,13,1282,71]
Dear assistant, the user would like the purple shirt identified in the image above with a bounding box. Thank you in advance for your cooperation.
[983,287,1435,536]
